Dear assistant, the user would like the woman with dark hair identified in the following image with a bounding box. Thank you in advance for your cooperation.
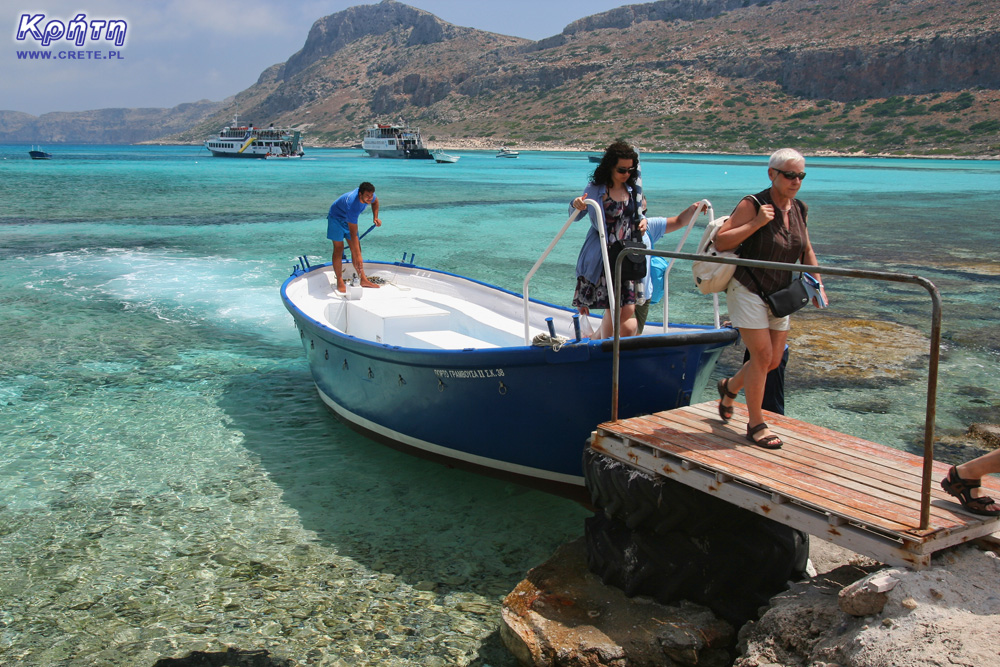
[570,141,647,339]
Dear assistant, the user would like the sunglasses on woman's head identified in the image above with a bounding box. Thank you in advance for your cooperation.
[615,167,635,174]
[776,169,806,181]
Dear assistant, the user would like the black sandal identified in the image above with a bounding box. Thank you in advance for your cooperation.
[940,466,1000,517]
[747,422,782,449]
[717,378,737,422]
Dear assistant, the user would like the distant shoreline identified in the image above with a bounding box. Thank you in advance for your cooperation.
[140,139,999,161]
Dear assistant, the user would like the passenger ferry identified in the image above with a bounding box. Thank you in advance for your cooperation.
[204,115,304,158]
[362,123,433,159]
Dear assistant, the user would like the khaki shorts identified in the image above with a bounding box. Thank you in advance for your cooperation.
[726,279,790,331]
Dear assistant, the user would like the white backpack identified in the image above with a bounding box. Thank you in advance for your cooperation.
[691,215,737,294]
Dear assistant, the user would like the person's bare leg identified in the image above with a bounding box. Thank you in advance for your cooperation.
[332,241,346,293]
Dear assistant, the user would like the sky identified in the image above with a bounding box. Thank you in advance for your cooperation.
[5,0,633,116]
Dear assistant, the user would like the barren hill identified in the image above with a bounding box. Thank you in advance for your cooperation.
[8,0,1000,156]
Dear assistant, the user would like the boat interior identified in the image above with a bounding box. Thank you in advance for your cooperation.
[287,266,562,350]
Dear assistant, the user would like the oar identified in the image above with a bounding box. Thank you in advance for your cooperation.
[343,224,378,261]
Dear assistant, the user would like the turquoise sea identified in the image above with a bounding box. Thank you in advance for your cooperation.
[1,145,999,665]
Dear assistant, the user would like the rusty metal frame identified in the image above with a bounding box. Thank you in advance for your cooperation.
[610,248,942,530]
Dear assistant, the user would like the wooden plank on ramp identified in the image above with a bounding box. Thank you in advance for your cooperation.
[590,401,1000,569]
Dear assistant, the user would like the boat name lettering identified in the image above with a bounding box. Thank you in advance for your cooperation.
[16,13,128,48]
[434,368,505,379]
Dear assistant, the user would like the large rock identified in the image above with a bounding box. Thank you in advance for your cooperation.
[969,423,1000,449]
[735,546,1000,667]
[501,539,734,667]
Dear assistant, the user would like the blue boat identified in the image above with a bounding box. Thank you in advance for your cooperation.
[28,146,52,159]
[281,272,733,498]
[280,201,736,498]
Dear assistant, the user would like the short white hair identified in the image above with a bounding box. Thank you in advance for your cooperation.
[769,148,805,168]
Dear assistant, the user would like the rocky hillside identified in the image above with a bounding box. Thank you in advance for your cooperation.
[0,100,225,145]
[8,0,1000,156]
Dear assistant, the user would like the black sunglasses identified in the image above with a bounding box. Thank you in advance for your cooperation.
[776,169,806,181]
[615,166,636,174]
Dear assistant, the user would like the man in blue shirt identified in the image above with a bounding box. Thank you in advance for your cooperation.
[635,203,701,333]
[327,181,382,292]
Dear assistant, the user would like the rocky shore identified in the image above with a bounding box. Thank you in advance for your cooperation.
[500,412,1000,667]
[501,530,1000,666]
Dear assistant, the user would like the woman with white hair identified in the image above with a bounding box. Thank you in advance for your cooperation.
[714,148,827,449]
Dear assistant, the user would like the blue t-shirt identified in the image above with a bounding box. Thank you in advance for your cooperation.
[327,188,377,239]
[642,217,668,303]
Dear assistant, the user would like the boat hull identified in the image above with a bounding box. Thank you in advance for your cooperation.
[281,262,736,496]
[364,148,434,160]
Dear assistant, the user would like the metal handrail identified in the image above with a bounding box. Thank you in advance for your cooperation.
[610,248,942,531]
[659,199,716,332]
[522,198,613,344]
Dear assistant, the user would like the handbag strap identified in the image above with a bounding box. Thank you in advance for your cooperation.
[741,193,807,296]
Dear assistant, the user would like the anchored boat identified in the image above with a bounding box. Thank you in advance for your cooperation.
[204,115,304,158]
[280,201,737,497]
[362,123,433,159]
[28,146,52,160]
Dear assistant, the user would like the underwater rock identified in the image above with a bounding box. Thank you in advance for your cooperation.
[786,315,929,384]
[968,423,1000,449]
[501,539,734,667]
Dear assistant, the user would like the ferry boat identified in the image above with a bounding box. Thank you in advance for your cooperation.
[204,115,304,158]
[28,146,53,160]
[362,123,433,159]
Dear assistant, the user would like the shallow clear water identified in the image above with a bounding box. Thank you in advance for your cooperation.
[1,144,998,665]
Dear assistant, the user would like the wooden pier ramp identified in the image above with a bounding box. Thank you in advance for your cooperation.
[590,401,1000,569]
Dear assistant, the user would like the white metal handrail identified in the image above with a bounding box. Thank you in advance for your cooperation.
[522,198,610,344]
[659,199,716,332]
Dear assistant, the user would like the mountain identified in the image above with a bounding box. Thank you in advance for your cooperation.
[5,0,999,156]
[0,100,226,145]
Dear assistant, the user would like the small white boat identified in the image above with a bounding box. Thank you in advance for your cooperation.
[496,147,519,158]
[434,151,460,163]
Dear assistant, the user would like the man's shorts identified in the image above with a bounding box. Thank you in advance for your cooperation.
[327,216,351,240]
[725,279,790,331]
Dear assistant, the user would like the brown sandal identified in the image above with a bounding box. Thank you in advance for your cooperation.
[940,466,1000,517]
[747,422,782,449]
[717,378,737,422]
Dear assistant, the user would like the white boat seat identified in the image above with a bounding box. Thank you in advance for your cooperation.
[344,299,449,344]
[405,330,498,350]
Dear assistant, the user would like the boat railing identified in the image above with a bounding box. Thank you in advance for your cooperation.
[521,198,722,344]
[608,248,943,531]
[522,199,611,344]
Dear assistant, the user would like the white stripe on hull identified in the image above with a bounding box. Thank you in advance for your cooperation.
[314,384,585,487]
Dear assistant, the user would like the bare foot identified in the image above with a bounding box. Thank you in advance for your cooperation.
[336,279,347,293]
[360,278,380,288]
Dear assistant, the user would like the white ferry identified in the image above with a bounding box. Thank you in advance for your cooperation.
[204,115,304,158]
[362,123,432,159]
